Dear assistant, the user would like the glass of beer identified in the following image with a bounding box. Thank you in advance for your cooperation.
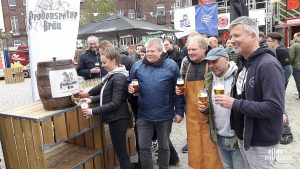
[198,88,208,107]
[176,77,185,94]
[132,79,139,96]
[95,62,100,68]
[80,102,90,119]
[213,77,225,95]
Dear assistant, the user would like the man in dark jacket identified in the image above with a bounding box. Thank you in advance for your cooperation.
[216,16,284,169]
[163,38,183,69]
[128,38,184,169]
[77,36,108,79]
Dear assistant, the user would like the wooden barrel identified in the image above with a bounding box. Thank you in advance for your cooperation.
[37,59,75,110]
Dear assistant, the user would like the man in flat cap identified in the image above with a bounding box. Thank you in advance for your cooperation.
[198,48,246,169]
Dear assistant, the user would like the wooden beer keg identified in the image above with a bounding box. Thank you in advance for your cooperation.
[37,58,75,110]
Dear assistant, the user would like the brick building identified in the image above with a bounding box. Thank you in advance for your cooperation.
[1,0,27,47]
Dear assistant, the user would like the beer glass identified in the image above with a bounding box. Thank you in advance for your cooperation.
[132,79,139,96]
[198,88,208,107]
[176,77,185,94]
[213,77,225,95]
[95,62,100,68]
[81,102,90,119]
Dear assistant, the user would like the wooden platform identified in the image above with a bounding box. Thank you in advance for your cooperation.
[3,67,24,84]
[0,101,136,169]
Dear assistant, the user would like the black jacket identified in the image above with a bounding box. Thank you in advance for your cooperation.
[276,45,291,67]
[76,50,107,80]
[89,73,130,123]
[231,47,284,150]
[166,48,183,69]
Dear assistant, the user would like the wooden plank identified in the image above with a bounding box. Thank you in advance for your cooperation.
[66,109,79,138]
[78,108,90,132]
[12,118,30,169]
[84,130,95,148]
[31,121,46,169]
[45,143,98,169]
[78,165,84,169]
[93,155,103,169]
[53,113,68,142]
[3,118,21,169]
[0,118,13,169]
[21,119,39,169]
[41,118,55,145]
[84,159,94,169]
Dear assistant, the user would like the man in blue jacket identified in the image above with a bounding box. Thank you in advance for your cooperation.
[128,38,184,169]
[215,16,285,169]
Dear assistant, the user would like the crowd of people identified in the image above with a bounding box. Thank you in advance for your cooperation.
[74,16,300,169]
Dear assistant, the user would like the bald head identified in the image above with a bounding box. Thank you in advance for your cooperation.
[208,37,218,48]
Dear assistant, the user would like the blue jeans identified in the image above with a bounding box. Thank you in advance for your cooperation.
[136,119,172,169]
[283,65,292,89]
[217,135,246,169]
[293,68,300,96]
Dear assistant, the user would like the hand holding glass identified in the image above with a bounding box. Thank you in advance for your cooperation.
[213,77,225,95]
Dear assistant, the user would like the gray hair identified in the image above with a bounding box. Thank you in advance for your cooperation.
[187,35,208,49]
[229,16,259,40]
[87,36,99,43]
[145,38,165,52]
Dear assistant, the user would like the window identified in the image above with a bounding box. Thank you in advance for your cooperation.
[14,40,21,47]
[10,16,19,35]
[157,3,165,16]
[8,0,16,6]
[170,3,175,22]
[23,0,26,6]
[128,9,135,19]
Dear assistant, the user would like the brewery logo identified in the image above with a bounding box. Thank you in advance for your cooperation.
[201,14,213,25]
[27,0,78,32]
[249,77,255,88]
[60,71,77,90]
[218,16,228,28]
[180,14,191,28]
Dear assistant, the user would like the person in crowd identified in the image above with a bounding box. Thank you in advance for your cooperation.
[176,35,223,169]
[128,38,185,169]
[267,32,294,145]
[140,47,146,60]
[259,31,267,47]
[81,46,132,169]
[217,38,225,48]
[208,36,219,49]
[98,40,135,72]
[289,32,300,100]
[77,36,108,79]
[199,48,246,169]
[226,39,239,64]
[163,38,184,69]
[216,16,284,169]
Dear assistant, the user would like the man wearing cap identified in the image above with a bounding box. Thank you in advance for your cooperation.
[199,48,246,169]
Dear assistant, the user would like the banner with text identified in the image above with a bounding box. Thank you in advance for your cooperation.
[26,0,80,101]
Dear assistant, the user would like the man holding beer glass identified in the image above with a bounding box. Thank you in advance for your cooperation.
[128,38,184,169]
[201,48,245,169]
[176,35,223,169]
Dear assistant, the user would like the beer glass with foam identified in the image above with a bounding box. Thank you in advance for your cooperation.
[176,77,185,94]
[198,88,208,107]
[213,77,225,95]
[131,79,139,96]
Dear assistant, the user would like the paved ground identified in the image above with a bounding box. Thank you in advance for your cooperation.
[0,78,299,169]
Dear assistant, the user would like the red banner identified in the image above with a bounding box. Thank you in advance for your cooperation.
[287,0,299,10]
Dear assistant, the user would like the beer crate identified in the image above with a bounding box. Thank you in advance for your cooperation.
[3,67,24,84]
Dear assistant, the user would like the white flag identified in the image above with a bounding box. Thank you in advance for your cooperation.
[26,0,81,101]
[174,6,196,39]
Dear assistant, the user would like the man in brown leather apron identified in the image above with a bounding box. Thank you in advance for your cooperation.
[177,35,223,169]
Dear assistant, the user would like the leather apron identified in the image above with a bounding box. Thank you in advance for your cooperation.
[185,63,223,169]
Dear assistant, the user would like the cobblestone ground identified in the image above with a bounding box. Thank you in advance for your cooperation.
[0,78,299,169]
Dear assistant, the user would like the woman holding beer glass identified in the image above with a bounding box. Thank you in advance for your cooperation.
[81,46,132,169]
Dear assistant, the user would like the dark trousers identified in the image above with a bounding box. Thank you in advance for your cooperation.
[109,118,132,169]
